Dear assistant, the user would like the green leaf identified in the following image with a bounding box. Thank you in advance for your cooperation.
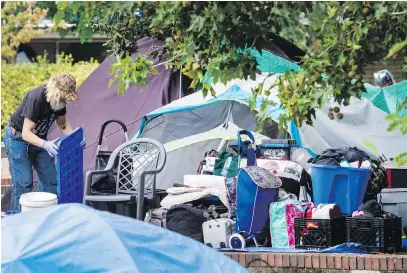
[385,39,407,59]
[59,1,407,138]
[197,71,204,81]
[108,74,120,88]
[352,44,361,50]
[336,53,347,66]
[362,139,378,154]
[374,4,388,20]
[394,152,407,166]
[209,86,216,97]
[149,66,159,75]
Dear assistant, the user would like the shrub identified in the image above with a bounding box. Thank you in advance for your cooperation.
[1,53,99,139]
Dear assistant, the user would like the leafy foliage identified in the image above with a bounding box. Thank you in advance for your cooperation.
[108,55,159,95]
[393,152,407,166]
[51,1,407,164]
[273,2,407,127]
[91,2,155,57]
[52,1,103,43]
[387,99,407,134]
[1,1,48,63]
[56,1,406,130]
[1,54,99,139]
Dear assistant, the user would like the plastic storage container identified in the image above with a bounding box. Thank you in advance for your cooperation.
[346,217,402,253]
[257,139,298,160]
[379,188,407,232]
[19,192,58,212]
[311,165,370,215]
[295,217,346,250]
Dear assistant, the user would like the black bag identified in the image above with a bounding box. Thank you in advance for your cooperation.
[91,120,130,193]
[91,151,118,193]
[166,204,208,242]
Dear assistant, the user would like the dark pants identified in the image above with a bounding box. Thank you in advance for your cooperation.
[4,126,57,210]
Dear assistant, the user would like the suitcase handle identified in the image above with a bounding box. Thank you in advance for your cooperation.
[98,120,129,146]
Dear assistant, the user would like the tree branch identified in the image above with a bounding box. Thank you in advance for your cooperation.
[317,45,332,58]
[152,53,186,68]
[391,10,407,16]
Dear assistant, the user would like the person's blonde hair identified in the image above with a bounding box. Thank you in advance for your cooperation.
[45,73,76,103]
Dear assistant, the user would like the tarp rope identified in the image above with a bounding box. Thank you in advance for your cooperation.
[84,117,144,150]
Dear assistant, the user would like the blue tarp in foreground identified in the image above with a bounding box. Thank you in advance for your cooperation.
[1,204,247,273]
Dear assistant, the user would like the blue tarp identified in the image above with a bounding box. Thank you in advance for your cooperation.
[1,204,248,273]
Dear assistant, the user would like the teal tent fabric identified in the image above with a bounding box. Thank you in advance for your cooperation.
[362,81,407,115]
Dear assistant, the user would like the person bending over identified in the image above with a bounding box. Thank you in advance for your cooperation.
[4,73,85,210]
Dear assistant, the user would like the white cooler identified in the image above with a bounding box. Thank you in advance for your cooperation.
[203,218,235,248]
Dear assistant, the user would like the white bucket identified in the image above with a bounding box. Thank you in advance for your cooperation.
[19,192,58,212]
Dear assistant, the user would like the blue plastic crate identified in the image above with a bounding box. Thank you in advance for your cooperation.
[56,128,84,204]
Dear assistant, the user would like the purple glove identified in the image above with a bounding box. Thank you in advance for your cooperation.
[42,138,60,157]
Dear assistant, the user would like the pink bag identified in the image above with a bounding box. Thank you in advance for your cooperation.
[269,200,314,248]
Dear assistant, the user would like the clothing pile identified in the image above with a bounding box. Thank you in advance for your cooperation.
[352,200,397,219]
[308,146,388,202]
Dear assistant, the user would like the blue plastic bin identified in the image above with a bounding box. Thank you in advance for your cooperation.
[311,165,370,215]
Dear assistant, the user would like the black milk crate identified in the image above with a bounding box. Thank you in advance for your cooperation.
[346,217,402,253]
[294,217,346,250]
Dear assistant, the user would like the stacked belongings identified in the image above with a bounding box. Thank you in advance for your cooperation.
[223,135,313,221]
[165,202,229,242]
[309,146,374,216]
[144,143,235,247]
[298,147,402,252]
[144,129,321,251]
[269,200,315,248]
[228,131,282,250]
[293,204,346,249]
[270,201,344,248]
[196,150,219,175]
[257,155,313,202]
[348,200,402,253]
[308,146,389,203]
[224,138,313,203]
[144,176,231,245]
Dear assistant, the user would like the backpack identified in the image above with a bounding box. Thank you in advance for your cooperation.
[364,159,388,202]
[166,204,209,242]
